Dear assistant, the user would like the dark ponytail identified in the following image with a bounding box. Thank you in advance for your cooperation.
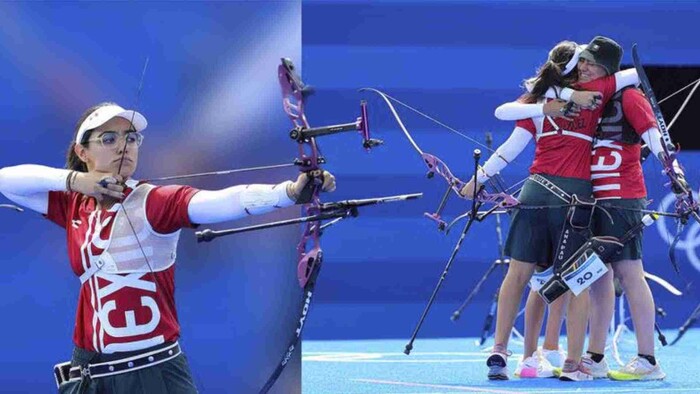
[65,102,119,171]
[520,41,579,104]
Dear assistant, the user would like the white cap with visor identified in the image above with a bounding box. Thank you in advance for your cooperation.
[76,104,148,144]
[562,44,587,76]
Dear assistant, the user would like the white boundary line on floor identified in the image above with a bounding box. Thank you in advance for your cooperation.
[303,351,523,362]
[352,379,526,394]
[352,378,699,394]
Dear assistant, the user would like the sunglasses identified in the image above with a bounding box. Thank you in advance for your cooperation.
[86,131,144,148]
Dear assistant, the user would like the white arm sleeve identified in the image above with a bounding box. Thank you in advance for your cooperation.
[614,68,639,91]
[0,164,70,214]
[188,180,296,224]
[640,127,665,159]
[640,127,683,174]
[477,127,533,183]
[494,102,544,121]
[542,70,639,100]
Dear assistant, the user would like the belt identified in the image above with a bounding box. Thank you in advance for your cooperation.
[67,342,181,381]
[529,174,572,203]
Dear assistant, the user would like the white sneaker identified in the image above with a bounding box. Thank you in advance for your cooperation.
[486,352,509,380]
[608,357,666,381]
[541,348,566,368]
[559,359,594,381]
[515,352,555,378]
[581,355,609,379]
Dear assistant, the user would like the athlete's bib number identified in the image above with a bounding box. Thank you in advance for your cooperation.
[563,251,608,295]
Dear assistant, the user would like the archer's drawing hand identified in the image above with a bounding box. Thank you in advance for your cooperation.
[73,172,125,202]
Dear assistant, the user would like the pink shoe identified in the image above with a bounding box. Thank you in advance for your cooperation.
[515,352,555,378]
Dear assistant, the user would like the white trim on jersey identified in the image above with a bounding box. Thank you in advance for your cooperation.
[538,114,593,142]
[593,184,621,192]
[561,130,593,142]
[591,172,621,180]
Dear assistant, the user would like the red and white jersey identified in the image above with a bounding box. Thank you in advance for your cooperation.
[46,180,199,353]
[591,88,655,199]
[517,75,619,180]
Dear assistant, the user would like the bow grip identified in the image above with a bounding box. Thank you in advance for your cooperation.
[295,170,324,204]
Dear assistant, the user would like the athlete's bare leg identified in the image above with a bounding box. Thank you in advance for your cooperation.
[543,292,569,351]
[524,290,568,357]
[524,290,546,358]
[587,265,615,354]
[565,289,590,364]
[613,259,655,355]
[494,259,536,349]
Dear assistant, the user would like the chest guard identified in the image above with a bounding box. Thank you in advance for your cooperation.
[596,87,640,145]
[79,184,180,284]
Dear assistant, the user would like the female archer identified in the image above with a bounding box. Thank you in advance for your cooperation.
[461,37,639,381]
[495,38,672,382]
[0,102,335,393]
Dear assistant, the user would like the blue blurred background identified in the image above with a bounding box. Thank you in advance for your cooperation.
[4,1,700,392]
[0,2,302,393]
[301,0,700,346]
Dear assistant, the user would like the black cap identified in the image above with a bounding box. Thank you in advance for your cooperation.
[580,36,623,75]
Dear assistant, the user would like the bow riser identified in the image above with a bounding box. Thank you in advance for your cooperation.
[479,192,520,208]
[256,57,386,394]
[297,244,322,288]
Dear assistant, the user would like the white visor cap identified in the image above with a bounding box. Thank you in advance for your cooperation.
[562,44,588,76]
[76,104,148,144]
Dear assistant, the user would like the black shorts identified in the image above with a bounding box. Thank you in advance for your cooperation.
[504,174,592,266]
[594,198,647,263]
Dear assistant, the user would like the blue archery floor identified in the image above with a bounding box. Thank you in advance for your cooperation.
[302,328,700,394]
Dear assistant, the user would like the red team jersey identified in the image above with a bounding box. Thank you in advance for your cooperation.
[516,75,619,180]
[591,88,656,199]
[46,183,198,353]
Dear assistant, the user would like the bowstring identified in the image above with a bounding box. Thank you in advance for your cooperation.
[114,57,160,285]
[379,92,498,154]
[376,92,531,194]
[658,76,700,105]
[667,76,700,131]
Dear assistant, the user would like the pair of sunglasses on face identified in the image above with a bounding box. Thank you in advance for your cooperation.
[86,131,144,148]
